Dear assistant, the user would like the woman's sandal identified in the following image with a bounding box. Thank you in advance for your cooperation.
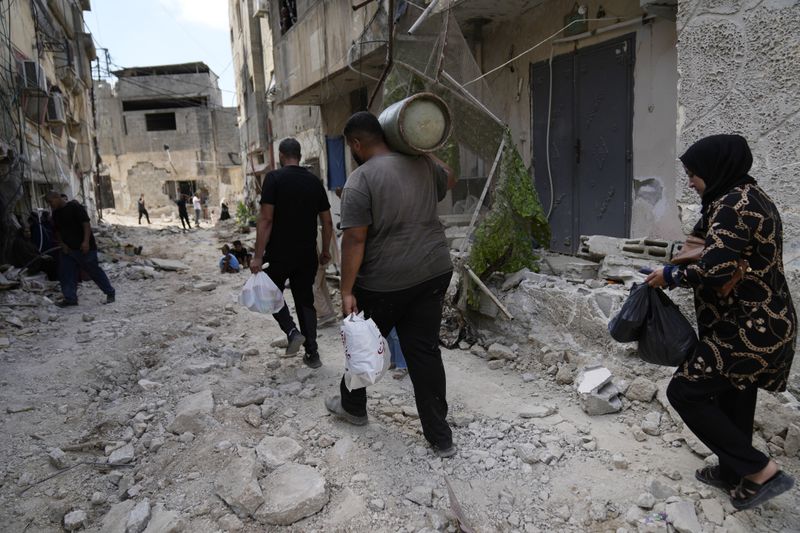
[730,471,795,511]
[695,466,735,492]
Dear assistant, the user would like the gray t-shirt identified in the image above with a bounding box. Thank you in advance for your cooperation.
[340,152,453,292]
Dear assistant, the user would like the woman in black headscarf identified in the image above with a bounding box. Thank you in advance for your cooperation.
[646,134,796,509]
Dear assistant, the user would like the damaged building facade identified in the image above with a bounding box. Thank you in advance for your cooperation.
[0,0,99,261]
[95,63,243,217]
[229,0,387,211]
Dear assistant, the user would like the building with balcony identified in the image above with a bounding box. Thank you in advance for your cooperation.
[95,63,243,216]
[0,0,99,261]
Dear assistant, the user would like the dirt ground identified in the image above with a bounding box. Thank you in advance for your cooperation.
[0,214,798,532]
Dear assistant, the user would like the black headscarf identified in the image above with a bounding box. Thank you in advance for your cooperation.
[679,134,757,213]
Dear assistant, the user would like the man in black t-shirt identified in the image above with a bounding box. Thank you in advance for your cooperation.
[251,138,334,369]
[45,191,115,308]
[175,194,191,231]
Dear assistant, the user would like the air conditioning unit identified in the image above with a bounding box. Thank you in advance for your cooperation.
[254,0,269,17]
[19,60,48,93]
[47,93,67,124]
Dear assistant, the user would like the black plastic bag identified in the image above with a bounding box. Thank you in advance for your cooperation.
[608,284,698,366]
[639,288,698,366]
[608,283,650,342]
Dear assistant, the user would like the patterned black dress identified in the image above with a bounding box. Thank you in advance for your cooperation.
[675,184,796,392]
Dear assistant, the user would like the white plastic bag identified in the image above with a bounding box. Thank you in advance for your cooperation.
[238,272,285,314]
[341,312,390,391]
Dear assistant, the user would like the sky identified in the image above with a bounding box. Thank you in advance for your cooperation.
[84,0,237,107]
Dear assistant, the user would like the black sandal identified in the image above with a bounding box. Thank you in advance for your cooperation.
[695,465,735,492]
[730,471,795,510]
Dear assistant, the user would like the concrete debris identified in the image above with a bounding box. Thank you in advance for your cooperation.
[217,514,244,532]
[555,365,574,385]
[327,488,367,526]
[519,405,557,419]
[698,498,724,526]
[665,500,701,533]
[406,485,433,507]
[214,451,265,518]
[368,498,386,511]
[109,443,135,465]
[612,453,629,469]
[232,387,271,407]
[185,360,226,375]
[649,478,677,500]
[487,343,516,361]
[785,423,800,457]
[502,268,534,291]
[48,447,68,469]
[255,463,328,525]
[625,376,658,402]
[542,254,600,280]
[63,509,88,531]
[487,360,504,370]
[577,367,612,394]
[126,499,151,533]
[580,381,623,416]
[636,492,656,509]
[168,390,214,434]
[641,411,662,436]
[193,282,216,292]
[598,255,651,286]
[137,379,161,391]
[255,436,303,468]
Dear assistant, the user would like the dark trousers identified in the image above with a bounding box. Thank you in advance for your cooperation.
[667,375,768,483]
[59,249,115,303]
[138,209,150,224]
[178,211,191,229]
[340,271,453,448]
[267,261,318,354]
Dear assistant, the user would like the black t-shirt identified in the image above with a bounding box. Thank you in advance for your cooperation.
[175,198,188,214]
[53,202,96,251]
[260,166,331,263]
[232,248,251,263]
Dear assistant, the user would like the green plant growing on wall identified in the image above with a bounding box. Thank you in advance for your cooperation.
[466,130,550,306]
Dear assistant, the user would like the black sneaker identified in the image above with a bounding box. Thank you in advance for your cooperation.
[105,294,116,304]
[303,351,322,369]
[55,300,78,308]
[286,329,306,356]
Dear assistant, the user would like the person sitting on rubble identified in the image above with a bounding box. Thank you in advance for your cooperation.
[220,199,231,221]
[231,240,251,269]
[646,134,795,510]
[219,245,241,274]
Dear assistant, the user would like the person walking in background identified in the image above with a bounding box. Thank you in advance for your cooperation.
[175,194,191,231]
[646,135,795,510]
[324,112,458,458]
[192,193,202,227]
[45,191,115,308]
[250,138,334,369]
[137,194,151,225]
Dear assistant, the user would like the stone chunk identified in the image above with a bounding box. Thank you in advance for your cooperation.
[636,493,655,509]
[255,436,303,468]
[255,463,328,525]
[214,451,264,518]
[168,390,214,434]
[149,258,189,271]
[406,485,433,507]
[185,361,225,375]
[665,500,701,533]
[138,379,161,392]
[64,509,88,531]
[580,382,623,415]
[625,377,658,402]
[232,387,271,407]
[577,367,612,393]
[519,405,557,419]
[99,501,137,533]
[193,282,216,292]
[327,488,367,526]
[699,498,724,526]
[784,423,800,457]
[126,499,151,533]
[142,504,184,533]
[487,343,516,361]
[48,447,68,469]
[109,443,135,465]
[641,411,662,436]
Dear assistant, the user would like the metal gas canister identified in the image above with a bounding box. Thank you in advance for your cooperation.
[378,92,452,155]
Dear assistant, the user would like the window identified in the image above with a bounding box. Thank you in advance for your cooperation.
[145,112,177,131]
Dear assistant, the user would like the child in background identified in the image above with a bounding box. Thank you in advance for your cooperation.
[219,244,241,273]
[232,240,252,269]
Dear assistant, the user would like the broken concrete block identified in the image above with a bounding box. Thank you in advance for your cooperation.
[137,379,161,392]
[64,509,88,531]
[149,258,189,271]
[598,255,651,286]
[255,436,303,469]
[167,390,214,434]
[502,268,534,291]
[698,498,724,526]
[487,343,516,360]
[184,360,225,375]
[193,282,216,292]
[543,254,600,280]
[665,500,701,533]
[577,367,613,394]
[232,387,271,407]
[99,501,137,533]
[519,405,557,419]
[141,504,184,533]
[126,499,151,533]
[48,447,68,469]
[641,411,662,436]
[580,382,623,415]
[109,443,135,465]
[405,485,433,507]
[784,423,800,457]
[255,463,328,525]
[214,451,265,518]
[625,376,658,402]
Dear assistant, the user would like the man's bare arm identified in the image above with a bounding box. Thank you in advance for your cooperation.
[340,226,368,315]
[319,210,334,265]
[250,204,274,273]
[427,154,457,190]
